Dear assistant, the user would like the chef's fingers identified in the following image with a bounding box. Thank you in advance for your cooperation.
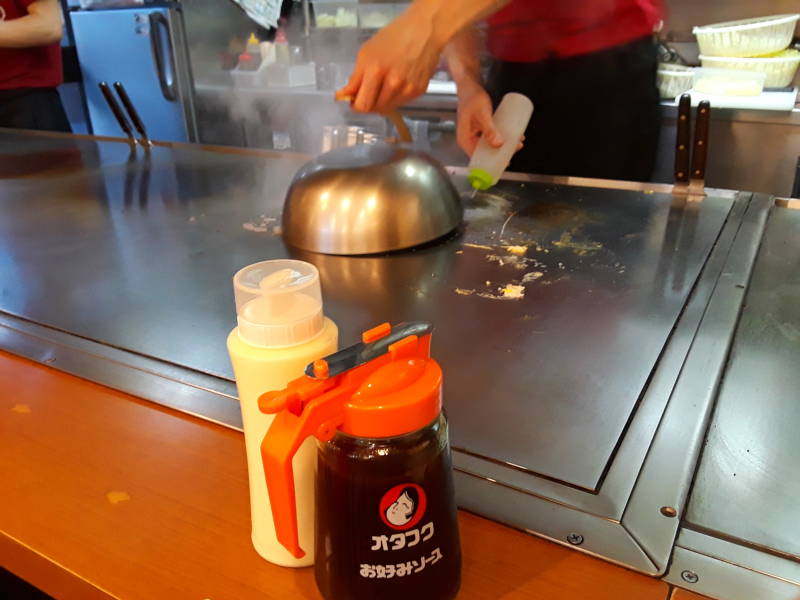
[456,115,483,156]
[456,109,484,156]
[516,135,526,152]
[457,125,476,156]
[374,73,405,114]
[353,68,383,113]
[337,66,364,103]
[476,109,504,148]
[403,81,422,99]
[394,81,425,111]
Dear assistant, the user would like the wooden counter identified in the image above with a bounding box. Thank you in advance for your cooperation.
[1,351,674,600]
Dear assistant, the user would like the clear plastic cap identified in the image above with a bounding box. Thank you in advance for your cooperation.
[233,260,325,348]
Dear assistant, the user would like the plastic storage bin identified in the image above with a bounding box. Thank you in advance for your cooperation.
[699,49,800,88]
[657,64,695,99]
[693,14,800,58]
[263,63,317,87]
[357,3,398,28]
[313,0,357,28]
[693,68,766,96]
[231,62,317,88]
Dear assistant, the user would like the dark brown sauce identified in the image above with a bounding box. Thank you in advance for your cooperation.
[315,414,461,600]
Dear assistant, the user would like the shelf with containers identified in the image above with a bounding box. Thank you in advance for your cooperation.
[312,0,358,28]
[693,14,800,88]
[311,0,408,29]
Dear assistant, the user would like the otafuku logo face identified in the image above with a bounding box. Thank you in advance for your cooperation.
[379,484,427,531]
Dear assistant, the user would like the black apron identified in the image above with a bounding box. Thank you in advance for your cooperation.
[0,87,72,133]
[487,36,660,182]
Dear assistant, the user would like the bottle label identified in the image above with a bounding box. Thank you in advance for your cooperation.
[359,484,444,579]
[379,483,427,530]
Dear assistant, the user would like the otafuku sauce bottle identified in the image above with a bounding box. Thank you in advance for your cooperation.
[260,321,462,599]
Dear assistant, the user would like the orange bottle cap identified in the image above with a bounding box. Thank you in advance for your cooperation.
[259,322,441,558]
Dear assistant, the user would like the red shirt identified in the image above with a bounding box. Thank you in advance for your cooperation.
[0,0,63,90]
[487,0,664,63]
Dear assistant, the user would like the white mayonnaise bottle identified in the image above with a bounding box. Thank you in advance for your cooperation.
[227,259,338,567]
[468,92,534,190]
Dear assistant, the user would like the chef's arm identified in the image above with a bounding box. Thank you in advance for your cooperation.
[445,27,504,156]
[338,0,508,114]
[445,27,483,96]
[0,0,63,48]
[408,0,508,52]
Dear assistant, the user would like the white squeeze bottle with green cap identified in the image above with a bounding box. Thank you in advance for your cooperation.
[468,92,534,191]
[227,259,338,567]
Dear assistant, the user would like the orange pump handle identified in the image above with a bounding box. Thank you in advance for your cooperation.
[259,378,349,558]
[259,322,434,559]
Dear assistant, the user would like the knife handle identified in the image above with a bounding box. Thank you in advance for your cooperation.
[690,100,711,182]
[674,94,691,184]
[98,81,134,141]
[113,81,150,146]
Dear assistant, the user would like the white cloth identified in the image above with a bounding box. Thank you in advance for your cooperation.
[232,0,282,30]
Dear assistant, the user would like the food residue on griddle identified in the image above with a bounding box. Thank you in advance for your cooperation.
[486,254,531,270]
[242,216,283,236]
[525,242,550,254]
[551,230,603,256]
[454,282,526,301]
[522,271,544,283]
[242,215,277,233]
[462,192,513,224]
[500,284,525,299]
[242,222,269,233]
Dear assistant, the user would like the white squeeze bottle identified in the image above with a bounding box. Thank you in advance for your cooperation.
[227,259,338,567]
[468,92,534,191]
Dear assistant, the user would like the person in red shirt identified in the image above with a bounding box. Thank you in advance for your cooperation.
[0,0,71,132]
[339,0,664,182]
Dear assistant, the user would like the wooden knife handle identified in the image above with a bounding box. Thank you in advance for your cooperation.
[113,81,149,143]
[691,100,711,182]
[674,94,691,184]
[98,82,134,141]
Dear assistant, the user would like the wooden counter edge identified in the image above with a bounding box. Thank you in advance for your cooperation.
[1,351,672,600]
[1,533,116,600]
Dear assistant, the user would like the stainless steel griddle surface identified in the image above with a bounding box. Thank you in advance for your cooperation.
[686,203,800,561]
[0,131,733,491]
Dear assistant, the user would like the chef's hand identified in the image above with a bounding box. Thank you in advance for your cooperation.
[456,82,503,156]
[455,82,526,156]
[337,11,444,113]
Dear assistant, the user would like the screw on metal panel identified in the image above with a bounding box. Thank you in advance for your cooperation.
[681,570,699,584]
[566,533,584,546]
[660,506,677,518]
